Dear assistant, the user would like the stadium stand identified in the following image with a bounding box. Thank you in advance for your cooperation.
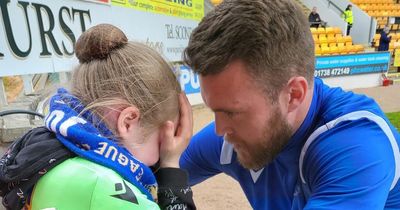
[351,0,400,53]
[311,27,365,55]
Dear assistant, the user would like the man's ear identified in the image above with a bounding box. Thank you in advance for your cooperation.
[117,106,141,139]
[286,77,309,113]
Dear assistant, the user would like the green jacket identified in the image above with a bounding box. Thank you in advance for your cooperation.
[31,157,160,210]
[0,127,195,210]
[342,10,353,25]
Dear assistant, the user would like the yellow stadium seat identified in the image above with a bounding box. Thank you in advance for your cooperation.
[341,45,350,53]
[330,46,339,55]
[337,42,345,47]
[344,36,352,42]
[347,45,357,54]
[327,36,336,43]
[329,43,337,47]
[315,47,322,56]
[389,42,395,50]
[325,27,335,35]
[317,27,325,34]
[320,43,329,48]
[319,36,328,44]
[359,4,368,10]
[338,45,347,54]
[394,42,400,49]
[373,33,381,40]
[321,46,330,55]
[336,36,346,44]
[344,36,352,43]
[368,11,374,16]
[327,33,336,39]
[310,27,317,34]
[333,27,342,34]
[353,44,365,52]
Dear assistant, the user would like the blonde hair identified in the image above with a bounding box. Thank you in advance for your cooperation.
[72,24,181,135]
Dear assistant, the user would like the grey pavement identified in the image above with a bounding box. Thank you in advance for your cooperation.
[352,85,400,113]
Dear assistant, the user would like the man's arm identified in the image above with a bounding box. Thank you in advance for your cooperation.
[179,122,224,185]
[303,119,397,210]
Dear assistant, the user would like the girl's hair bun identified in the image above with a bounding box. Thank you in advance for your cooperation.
[75,24,128,63]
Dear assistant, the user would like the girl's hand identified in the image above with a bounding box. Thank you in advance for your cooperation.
[159,93,193,168]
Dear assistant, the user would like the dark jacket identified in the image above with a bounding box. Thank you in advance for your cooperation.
[309,12,322,28]
[378,30,391,51]
[0,127,196,210]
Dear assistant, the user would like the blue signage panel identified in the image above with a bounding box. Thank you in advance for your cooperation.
[315,52,390,78]
[177,65,200,94]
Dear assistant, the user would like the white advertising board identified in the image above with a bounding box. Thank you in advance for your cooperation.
[0,0,203,76]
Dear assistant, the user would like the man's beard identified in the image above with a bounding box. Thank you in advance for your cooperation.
[226,108,293,170]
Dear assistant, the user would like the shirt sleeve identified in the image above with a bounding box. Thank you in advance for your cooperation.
[179,122,224,186]
[155,168,196,210]
[303,118,396,210]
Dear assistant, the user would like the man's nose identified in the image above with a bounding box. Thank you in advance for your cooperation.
[214,113,232,136]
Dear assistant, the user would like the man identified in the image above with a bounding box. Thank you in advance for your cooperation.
[378,26,392,51]
[180,0,400,209]
[308,7,323,28]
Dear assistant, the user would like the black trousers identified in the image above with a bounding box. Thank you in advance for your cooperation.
[346,24,352,36]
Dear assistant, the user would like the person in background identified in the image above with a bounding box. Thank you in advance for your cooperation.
[308,7,323,28]
[180,0,400,209]
[378,26,392,51]
[0,24,195,210]
[342,4,353,35]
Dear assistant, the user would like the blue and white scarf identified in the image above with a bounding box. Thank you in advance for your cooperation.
[45,88,157,201]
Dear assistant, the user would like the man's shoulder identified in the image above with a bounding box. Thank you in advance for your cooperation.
[305,113,396,165]
[314,78,382,123]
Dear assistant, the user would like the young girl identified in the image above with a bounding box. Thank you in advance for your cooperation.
[0,24,195,210]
